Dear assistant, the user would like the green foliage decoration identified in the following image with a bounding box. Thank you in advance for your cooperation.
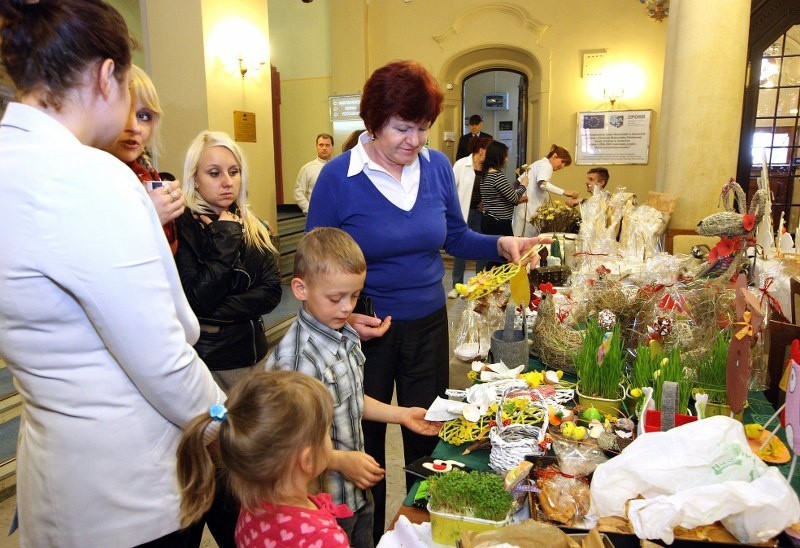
[575,318,624,400]
[428,470,513,522]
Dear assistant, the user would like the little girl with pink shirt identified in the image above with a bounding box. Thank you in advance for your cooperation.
[177,370,352,547]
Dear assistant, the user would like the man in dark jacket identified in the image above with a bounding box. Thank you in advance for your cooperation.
[456,114,492,160]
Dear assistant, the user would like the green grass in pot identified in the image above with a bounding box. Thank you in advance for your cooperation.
[630,340,661,392]
[428,470,513,522]
[575,319,624,400]
[692,329,731,405]
[652,345,692,413]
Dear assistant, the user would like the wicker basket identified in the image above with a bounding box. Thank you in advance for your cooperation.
[489,390,549,474]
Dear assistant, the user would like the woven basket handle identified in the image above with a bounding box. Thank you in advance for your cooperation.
[660,381,679,431]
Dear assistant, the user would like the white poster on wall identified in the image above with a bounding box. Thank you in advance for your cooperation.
[575,110,651,165]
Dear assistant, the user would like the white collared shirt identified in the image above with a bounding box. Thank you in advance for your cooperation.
[347,131,429,211]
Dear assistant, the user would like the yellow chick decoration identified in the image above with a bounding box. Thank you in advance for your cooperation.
[744,423,764,440]
[758,436,784,459]
[560,421,587,441]
[571,426,588,441]
[521,371,544,388]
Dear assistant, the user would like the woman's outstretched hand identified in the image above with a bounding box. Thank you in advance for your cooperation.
[497,235,552,264]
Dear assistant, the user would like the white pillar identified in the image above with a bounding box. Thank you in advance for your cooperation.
[656,0,750,230]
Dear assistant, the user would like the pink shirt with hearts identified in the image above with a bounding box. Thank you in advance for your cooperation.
[234,492,353,547]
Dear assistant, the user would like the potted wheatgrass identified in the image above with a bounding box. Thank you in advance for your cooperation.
[575,316,625,416]
[427,469,514,545]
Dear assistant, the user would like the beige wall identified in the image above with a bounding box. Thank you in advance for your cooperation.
[107,0,146,68]
[142,0,277,228]
[280,77,333,199]
[268,0,335,204]
[272,0,669,208]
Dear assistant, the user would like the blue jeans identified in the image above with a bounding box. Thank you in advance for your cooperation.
[452,208,487,285]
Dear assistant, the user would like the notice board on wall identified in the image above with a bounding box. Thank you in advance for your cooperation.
[233,111,257,142]
[575,110,652,165]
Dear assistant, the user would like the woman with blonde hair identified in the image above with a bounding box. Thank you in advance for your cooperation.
[105,65,183,253]
[177,130,281,390]
[175,130,281,546]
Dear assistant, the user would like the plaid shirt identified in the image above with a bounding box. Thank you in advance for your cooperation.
[265,307,367,512]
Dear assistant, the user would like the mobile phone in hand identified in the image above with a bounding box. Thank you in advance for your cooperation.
[146,181,164,192]
[353,296,375,317]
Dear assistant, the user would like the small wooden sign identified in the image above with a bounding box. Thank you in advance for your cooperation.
[233,111,257,142]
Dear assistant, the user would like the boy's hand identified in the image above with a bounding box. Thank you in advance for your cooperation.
[348,313,391,341]
[329,450,385,489]
[400,407,443,436]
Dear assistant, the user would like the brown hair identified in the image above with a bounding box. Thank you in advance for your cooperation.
[587,167,609,184]
[341,130,363,152]
[294,227,366,283]
[546,144,572,166]
[0,0,133,110]
[468,136,493,155]
[481,140,509,175]
[359,60,444,133]
[316,133,334,146]
[176,370,334,525]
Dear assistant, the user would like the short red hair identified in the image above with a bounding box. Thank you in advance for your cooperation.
[360,60,444,133]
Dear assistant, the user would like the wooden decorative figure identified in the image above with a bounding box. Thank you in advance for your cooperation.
[726,275,764,415]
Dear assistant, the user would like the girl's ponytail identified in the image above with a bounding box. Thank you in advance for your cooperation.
[176,414,218,527]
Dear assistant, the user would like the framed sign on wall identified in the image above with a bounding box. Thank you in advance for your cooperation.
[575,110,652,165]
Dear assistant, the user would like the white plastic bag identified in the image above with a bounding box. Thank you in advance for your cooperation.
[589,416,800,544]
[453,304,489,362]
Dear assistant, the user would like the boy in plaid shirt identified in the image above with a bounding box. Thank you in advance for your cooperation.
[266,227,441,547]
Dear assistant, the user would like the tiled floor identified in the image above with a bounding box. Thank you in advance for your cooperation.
[0,263,476,547]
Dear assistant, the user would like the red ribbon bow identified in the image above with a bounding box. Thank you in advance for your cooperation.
[757,277,787,322]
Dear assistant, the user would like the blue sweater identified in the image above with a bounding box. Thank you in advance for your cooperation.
[306,149,502,321]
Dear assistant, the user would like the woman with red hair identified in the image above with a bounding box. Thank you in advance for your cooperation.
[307,60,547,542]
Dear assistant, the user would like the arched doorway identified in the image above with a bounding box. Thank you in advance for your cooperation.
[462,69,528,181]
[437,46,547,169]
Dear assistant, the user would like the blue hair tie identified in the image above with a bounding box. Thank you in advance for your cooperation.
[209,403,227,421]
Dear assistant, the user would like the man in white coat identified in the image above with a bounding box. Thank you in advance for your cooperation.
[295,133,334,214]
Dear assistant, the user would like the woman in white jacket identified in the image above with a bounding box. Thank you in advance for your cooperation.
[449,136,492,296]
[0,1,220,546]
[512,144,579,237]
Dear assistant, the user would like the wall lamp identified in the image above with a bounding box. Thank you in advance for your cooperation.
[238,56,267,80]
[603,84,625,108]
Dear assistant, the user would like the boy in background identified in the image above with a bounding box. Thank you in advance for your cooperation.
[566,167,610,206]
[265,227,441,548]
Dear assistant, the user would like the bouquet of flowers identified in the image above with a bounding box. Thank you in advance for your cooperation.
[531,200,580,234]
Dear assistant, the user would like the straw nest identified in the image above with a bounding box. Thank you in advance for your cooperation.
[572,280,651,349]
[530,295,583,374]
